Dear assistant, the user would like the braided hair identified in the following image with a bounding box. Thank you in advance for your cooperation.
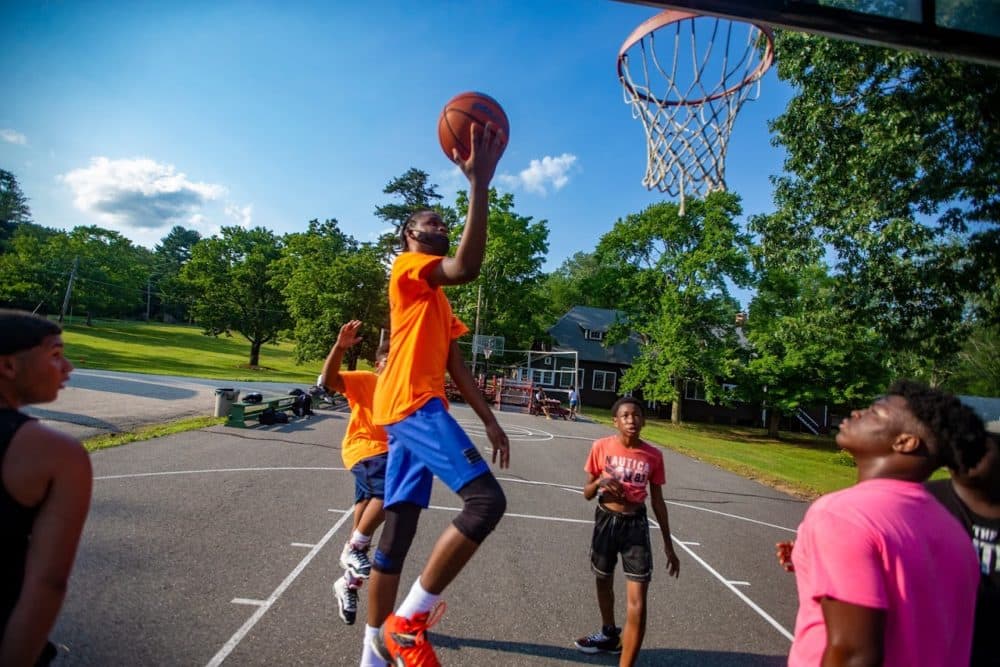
[398,209,437,251]
[887,379,987,475]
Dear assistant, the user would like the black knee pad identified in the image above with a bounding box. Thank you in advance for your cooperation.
[373,503,421,575]
[453,473,506,544]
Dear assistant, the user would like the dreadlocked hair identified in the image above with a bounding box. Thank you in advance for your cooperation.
[398,209,436,252]
[887,379,987,475]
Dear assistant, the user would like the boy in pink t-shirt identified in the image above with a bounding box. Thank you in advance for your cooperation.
[785,381,984,666]
[575,397,679,667]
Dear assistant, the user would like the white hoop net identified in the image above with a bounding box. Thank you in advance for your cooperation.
[618,12,773,214]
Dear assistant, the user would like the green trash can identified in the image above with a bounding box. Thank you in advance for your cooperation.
[213,388,240,417]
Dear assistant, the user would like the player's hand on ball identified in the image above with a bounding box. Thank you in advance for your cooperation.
[456,122,504,186]
[486,421,510,468]
[776,540,795,572]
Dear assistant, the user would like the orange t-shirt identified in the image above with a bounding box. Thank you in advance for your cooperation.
[373,252,468,426]
[340,371,388,470]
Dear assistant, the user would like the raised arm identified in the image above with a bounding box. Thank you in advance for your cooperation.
[320,320,363,395]
[0,425,92,666]
[446,341,509,468]
[649,484,679,577]
[427,123,505,288]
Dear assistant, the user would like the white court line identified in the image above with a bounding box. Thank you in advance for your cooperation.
[650,518,795,642]
[667,501,797,534]
[290,543,315,548]
[98,465,794,643]
[95,466,342,481]
[231,598,265,606]
[728,581,751,587]
[204,506,354,667]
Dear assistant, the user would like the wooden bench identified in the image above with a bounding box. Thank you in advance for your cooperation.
[226,395,299,428]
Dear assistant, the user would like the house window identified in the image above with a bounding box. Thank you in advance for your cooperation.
[558,372,573,387]
[684,381,706,401]
[592,370,617,392]
[543,356,552,366]
[530,369,554,385]
[584,329,604,341]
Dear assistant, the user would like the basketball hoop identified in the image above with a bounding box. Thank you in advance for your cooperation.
[482,345,493,360]
[617,10,774,214]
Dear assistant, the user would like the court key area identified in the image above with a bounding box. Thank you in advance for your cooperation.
[53,405,807,666]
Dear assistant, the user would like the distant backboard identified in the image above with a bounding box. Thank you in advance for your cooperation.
[617,1,1000,66]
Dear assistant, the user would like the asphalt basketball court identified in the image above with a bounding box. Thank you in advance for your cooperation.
[50,401,806,666]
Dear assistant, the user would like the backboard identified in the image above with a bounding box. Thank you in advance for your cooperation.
[617,1,1000,66]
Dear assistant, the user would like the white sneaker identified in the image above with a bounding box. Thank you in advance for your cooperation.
[339,541,372,579]
[333,577,357,625]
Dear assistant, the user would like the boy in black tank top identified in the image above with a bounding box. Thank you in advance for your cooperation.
[0,310,91,665]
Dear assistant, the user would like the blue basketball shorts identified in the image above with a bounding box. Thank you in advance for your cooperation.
[383,398,490,508]
[351,453,388,503]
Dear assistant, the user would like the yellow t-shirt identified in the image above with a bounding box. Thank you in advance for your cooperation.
[340,370,388,470]
[373,252,468,426]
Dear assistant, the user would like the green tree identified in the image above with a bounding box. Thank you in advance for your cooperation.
[743,263,887,437]
[275,219,388,367]
[59,226,153,321]
[0,169,32,250]
[182,226,290,367]
[943,322,1000,397]
[766,32,1000,376]
[373,168,454,258]
[0,223,67,312]
[153,226,202,322]
[596,192,752,423]
[445,189,550,352]
[537,251,623,322]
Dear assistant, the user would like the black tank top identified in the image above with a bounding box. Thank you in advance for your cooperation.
[0,408,38,634]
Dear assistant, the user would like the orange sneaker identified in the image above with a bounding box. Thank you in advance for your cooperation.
[371,602,446,667]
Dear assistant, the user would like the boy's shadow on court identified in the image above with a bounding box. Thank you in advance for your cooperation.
[433,634,785,665]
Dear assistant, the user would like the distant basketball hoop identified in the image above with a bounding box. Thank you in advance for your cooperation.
[472,334,504,360]
[617,10,774,214]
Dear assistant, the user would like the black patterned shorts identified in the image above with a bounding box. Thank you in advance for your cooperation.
[589,503,652,582]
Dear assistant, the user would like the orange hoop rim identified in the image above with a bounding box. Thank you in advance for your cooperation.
[617,10,775,107]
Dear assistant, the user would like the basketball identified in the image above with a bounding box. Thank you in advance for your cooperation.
[438,91,509,162]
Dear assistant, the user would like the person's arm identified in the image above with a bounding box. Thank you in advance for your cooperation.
[819,598,885,667]
[446,341,509,468]
[648,484,679,577]
[428,123,505,288]
[320,320,362,395]
[0,426,92,666]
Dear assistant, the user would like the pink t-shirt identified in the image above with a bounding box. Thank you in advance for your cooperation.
[584,435,665,504]
[789,478,979,667]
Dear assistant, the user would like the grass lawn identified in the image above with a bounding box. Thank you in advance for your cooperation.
[60,318,321,383]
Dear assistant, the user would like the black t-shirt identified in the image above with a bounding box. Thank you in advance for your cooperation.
[0,409,37,631]
[926,479,1000,667]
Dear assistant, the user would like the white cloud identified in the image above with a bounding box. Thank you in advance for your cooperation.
[498,153,578,195]
[1,129,27,145]
[61,157,226,230]
[224,203,253,228]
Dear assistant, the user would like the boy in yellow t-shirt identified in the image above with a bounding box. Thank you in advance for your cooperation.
[320,320,389,626]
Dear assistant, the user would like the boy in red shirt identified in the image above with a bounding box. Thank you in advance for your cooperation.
[576,397,679,667]
[319,320,389,626]
[365,122,510,667]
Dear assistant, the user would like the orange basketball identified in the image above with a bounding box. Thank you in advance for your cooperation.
[438,91,509,162]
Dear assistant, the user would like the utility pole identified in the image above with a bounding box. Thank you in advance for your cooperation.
[471,283,482,376]
[59,257,78,324]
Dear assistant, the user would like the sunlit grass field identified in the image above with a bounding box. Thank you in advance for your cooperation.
[60,318,320,383]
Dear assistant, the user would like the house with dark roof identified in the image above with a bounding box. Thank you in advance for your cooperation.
[546,306,642,409]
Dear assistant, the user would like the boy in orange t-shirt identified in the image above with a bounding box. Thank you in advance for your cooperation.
[364,122,510,667]
[320,320,389,626]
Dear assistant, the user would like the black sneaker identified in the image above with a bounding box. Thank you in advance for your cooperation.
[574,625,622,654]
[333,577,357,625]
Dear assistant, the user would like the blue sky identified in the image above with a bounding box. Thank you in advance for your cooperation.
[1,1,793,303]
